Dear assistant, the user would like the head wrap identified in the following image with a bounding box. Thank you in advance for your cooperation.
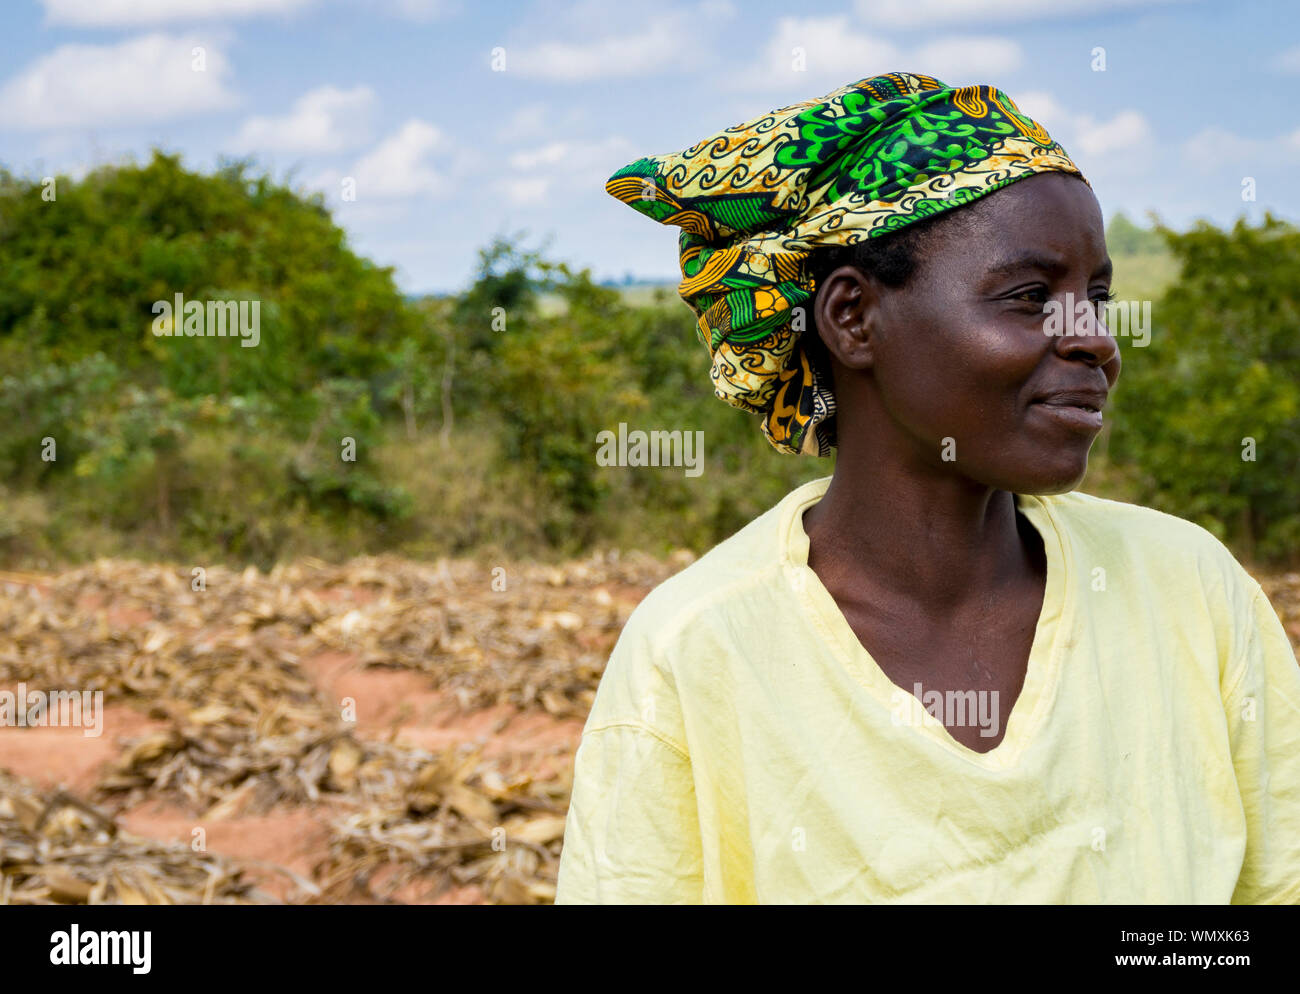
[606,71,1084,456]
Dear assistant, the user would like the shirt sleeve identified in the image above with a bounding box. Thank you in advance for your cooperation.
[554,721,705,904]
[1225,584,1300,904]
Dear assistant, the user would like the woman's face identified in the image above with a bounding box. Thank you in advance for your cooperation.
[829,171,1120,495]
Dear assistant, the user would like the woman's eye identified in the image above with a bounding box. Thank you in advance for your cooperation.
[1013,288,1049,305]
[1090,291,1116,319]
[1009,288,1113,312]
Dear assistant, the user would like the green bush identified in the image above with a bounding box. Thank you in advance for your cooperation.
[1108,214,1300,562]
[0,153,1292,568]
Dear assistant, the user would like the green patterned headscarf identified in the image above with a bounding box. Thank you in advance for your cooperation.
[606,71,1084,457]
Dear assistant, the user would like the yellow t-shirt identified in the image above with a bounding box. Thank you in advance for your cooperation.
[554,476,1300,904]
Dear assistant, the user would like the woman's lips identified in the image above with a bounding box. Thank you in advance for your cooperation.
[1032,399,1105,431]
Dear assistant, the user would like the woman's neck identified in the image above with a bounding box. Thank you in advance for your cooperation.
[802,451,1040,614]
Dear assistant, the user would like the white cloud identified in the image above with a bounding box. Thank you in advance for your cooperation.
[234,85,375,153]
[42,0,316,26]
[352,120,445,198]
[727,19,1025,93]
[854,0,1189,29]
[1001,93,1151,161]
[316,199,413,225]
[509,142,570,171]
[496,103,593,144]
[498,103,550,143]
[1181,126,1300,172]
[1011,90,1068,127]
[513,21,691,81]
[0,34,236,130]
[511,0,731,81]
[386,0,456,20]
[44,0,455,26]
[1182,127,1257,169]
[913,36,1023,82]
[1270,43,1300,74]
[503,178,550,205]
[727,15,899,91]
[499,136,634,206]
[1071,110,1152,159]
[699,0,737,16]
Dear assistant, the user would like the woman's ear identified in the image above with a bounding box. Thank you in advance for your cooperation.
[813,264,881,371]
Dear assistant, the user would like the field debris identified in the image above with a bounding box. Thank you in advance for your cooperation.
[0,769,269,905]
[0,552,681,904]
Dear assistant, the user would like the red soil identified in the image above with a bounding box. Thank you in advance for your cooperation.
[1,588,589,904]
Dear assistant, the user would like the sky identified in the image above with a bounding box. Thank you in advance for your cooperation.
[1,0,1297,293]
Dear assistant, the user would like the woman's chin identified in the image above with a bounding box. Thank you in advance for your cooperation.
[971,449,1092,496]
[1013,455,1091,495]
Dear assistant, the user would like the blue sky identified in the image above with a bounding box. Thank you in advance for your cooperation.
[1,0,1297,293]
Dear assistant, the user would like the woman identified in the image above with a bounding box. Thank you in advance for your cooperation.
[554,73,1300,903]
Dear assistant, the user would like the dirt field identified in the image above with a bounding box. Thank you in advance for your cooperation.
[0,553,682,904]
[2,557,1298,904]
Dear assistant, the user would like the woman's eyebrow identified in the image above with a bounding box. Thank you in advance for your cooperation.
[981,253,1113,282]
[983,252,1069,281]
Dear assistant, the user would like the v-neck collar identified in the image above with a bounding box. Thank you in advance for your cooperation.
[780,475,1072,771]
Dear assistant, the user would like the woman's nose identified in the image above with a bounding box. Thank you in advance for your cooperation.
[1053,296,1121,372]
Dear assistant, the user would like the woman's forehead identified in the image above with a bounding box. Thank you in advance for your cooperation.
[924,176,1107,274]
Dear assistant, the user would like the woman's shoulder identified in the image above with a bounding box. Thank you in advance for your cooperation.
[1038,488,1236,548]
[587,484,813,735]
[622,480,819,651]
[1032,489,1261,599]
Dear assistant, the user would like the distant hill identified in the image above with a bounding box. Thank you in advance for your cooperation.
[1105,212,1178,301]
[1106,211,1167,254]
